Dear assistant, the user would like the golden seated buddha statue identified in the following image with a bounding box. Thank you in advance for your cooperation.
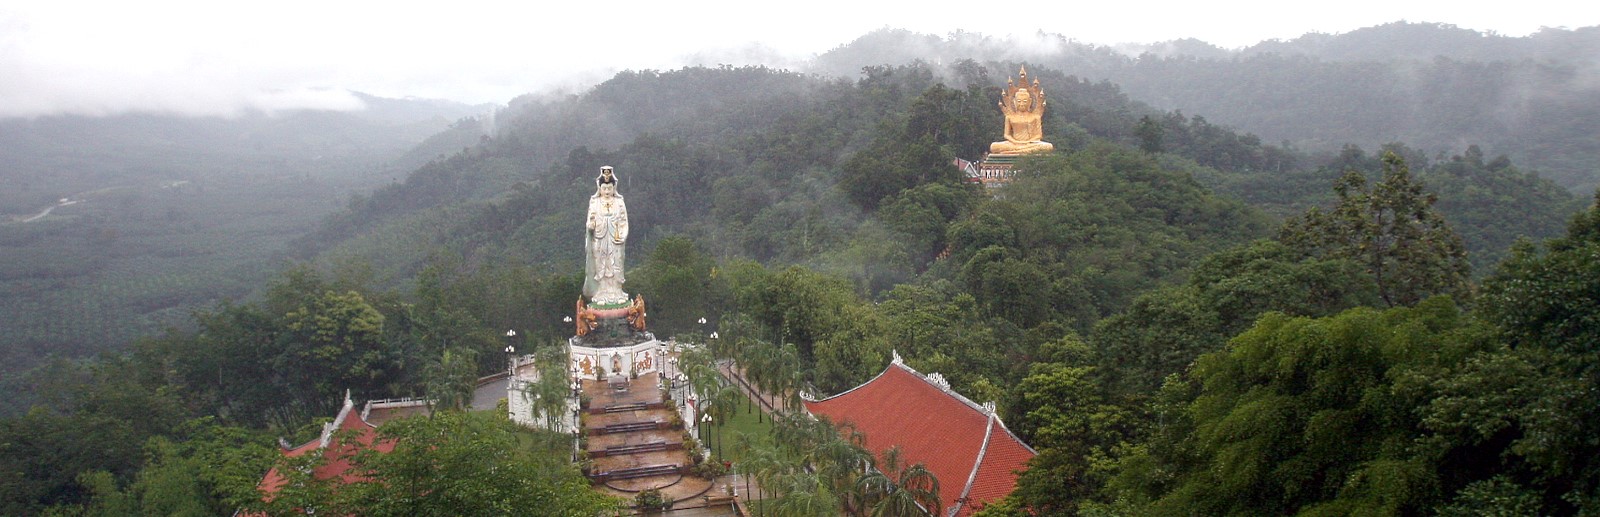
[989,66,1054,155]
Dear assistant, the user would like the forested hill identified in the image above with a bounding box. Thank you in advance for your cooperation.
[0,93,491,214]
[288,63,1260,279]
[294,61,1580,290]
[0,94,490,395]
[808,23,1600,192]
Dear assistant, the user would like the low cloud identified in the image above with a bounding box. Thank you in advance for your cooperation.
[1,1,1590,119]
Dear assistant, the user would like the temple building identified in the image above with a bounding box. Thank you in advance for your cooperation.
[802,353,1036,516]
[245,393,403,515]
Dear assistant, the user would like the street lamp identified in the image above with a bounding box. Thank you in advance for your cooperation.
[701,413,712,454]
[505,343,517,381]
[701,412,721,461]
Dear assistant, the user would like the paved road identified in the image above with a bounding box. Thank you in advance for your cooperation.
[19,200,80,223]
[470,376,510,411]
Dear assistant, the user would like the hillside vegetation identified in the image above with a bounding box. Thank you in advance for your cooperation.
[0,96,488,384]
[4,23,1600,516]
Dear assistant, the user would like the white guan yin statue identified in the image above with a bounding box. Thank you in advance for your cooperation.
[584,166,630,306]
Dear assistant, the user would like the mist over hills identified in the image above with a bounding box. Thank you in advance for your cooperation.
[0,94,492,213]
[804,23,1600,191]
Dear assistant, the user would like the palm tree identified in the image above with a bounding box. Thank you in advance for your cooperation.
[767,471,840,517]
[855,446,941,517]
[680,347,719,404]
[737,433,788,516]
[776,343,802,412]
[423,347,477,413]
[743,340,777,420]
[530,346,570,430]
[708,384,743,460]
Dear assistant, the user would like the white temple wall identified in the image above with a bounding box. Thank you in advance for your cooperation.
[568,337,662,381]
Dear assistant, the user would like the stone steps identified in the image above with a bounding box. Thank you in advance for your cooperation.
[606,441,669,455]
[598,420,660,434]
[605,464,681,480]
[603,402,649,413]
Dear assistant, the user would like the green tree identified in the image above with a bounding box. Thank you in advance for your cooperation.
[62,421,275,517]
[855,446,942,517]
[422,347,477,413]
[946,145,1268,332]
[1111,299,1470,515]
[1280,151,1470,307]
[1093,239,1381,396]
[631,235,722,337]
[1453,192,1600,511]
[329,412,616,516]
[0,356,188,515]
[838,82,981,211]
[276,289,394,416]
[1479,192,1600,352]
[999,336,1131,516]
[1135,115,1164,154]
[1420,145,1580,271]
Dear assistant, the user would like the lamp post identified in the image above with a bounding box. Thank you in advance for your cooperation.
[701,413,713,460]
[499,337,514,423]
[571,423,581,461]
[504,329,517,376]
[675,372,687,409]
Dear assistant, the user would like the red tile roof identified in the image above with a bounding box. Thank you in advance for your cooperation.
[249,395,396,513]
[803,361,1035,516]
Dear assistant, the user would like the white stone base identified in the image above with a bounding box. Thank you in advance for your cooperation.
[569,335,665,382]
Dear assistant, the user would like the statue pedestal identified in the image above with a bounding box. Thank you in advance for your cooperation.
[570,322,663,383]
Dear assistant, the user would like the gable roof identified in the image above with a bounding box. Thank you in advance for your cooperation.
[802,359,1035,516]
[251,393,397,510]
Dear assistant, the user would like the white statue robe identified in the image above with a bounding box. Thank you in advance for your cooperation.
[584,191,629,305]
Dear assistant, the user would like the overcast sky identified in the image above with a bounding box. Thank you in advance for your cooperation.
[2,0,1596,118]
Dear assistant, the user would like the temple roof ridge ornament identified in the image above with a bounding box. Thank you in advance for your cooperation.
[891,349,904,365]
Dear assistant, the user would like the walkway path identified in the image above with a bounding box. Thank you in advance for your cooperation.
[716,361,789,418]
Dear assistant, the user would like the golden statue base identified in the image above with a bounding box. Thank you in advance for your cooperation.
[575,295,647,338]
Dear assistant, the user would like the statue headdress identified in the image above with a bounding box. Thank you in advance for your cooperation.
[596,166,618,187]
[1001,66,1045,113]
